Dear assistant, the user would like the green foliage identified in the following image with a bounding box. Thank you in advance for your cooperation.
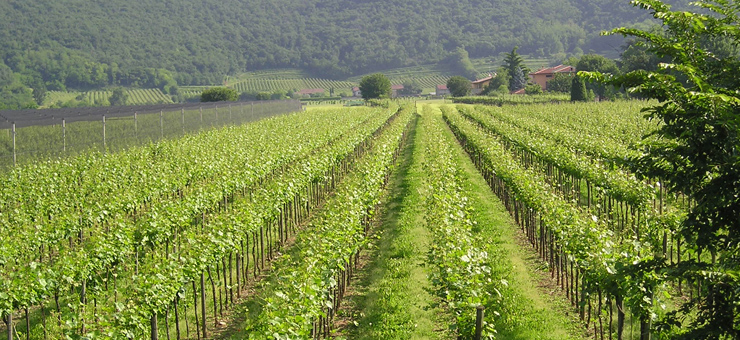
[0,0,691,86]
[575,54,619,99]
[446,76,471,97]
[108,87,129,106]
[200,87,238,102]
[619,38,663,73]
[0,83,37,110]
[503,47,530,91]
[359,73,391,100]
[0,61,13,88]
[546,73,574,93]
[510,67,527,92]
[445,47,478,80]
[524,83,543,95]
[570,76,588,102]
[255,92,271,100]
[481,69,509,95]
[451,94,569,106]
[585,0,740,337]
[398,80,422,96]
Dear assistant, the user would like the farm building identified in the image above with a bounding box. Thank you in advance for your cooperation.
[471,75,494,94]
[529,65,575,90]
[352,87,361,97]
[436,84,450,96]
[391,84,404,98]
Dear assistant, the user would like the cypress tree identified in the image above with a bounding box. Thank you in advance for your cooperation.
[570,76,587,101]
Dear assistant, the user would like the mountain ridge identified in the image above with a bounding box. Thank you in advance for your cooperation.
[0,0,687,87]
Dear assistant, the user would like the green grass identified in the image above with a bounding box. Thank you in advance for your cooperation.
[342,110,452,340]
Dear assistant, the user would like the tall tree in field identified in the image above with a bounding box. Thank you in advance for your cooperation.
[359,73,391,100]
[502,46,529,91]
[201,87,238,102]
[570,76,587,102]
[510,67,527,92]
[446,76,471,97]
[584,0,740,338]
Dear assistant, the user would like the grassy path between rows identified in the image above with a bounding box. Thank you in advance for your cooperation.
[334,108,452,339]
[337,104,588,339]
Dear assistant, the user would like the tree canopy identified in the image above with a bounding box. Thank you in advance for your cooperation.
[359,73,391,100]
[575,54,620,99]
[503,47,530,91]
[447,76,471,97]
[109,87,129,106]
[200,87,238,102]
[546,73,574,93]
[585,0,740,337]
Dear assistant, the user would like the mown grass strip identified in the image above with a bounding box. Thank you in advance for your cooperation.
[343,105,451,340]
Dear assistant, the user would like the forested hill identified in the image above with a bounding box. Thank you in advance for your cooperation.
[0,0,687,87]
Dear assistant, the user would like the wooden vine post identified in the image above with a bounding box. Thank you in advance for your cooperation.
[102,115,106,154]
[474,306,485,340]
[151,313,158,340]
[62,118,66,152]
[6,312,12,340]
[11,122,16,167]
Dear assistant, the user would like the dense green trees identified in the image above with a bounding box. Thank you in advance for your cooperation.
[0,62,12,88]
[109,87,129,106]
[447,76,471,97]
[575,54,620,99]
[546,73,574,93]
[200,87,238,102]
[0,0,690,90]
[359,74,391,99]
[0,83,37,110]
[445,47,478,80]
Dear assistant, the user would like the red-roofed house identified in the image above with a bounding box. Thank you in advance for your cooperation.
[529,65,576,91]
[352,87,361,97]
[511,88,526,95]
[296,88,325,96]
[471,75,494,94]
[391,84,404,98]
[436,84,450,96]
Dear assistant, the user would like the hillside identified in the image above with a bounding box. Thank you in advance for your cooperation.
[0,0,690,88]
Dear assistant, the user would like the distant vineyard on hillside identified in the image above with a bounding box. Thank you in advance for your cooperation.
[389,75,451,89]
[230,78,356,93]
[44,89,173,107]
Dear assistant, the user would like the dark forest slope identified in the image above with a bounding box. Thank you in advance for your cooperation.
[0,0,687,86]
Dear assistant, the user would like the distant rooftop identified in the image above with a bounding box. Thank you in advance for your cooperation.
[530,65,575,75]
